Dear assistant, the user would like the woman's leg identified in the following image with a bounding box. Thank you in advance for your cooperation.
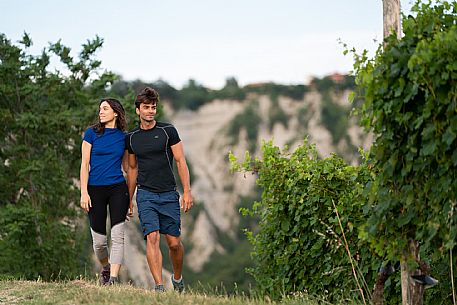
[107,182,130,279]
[88,185,110,284]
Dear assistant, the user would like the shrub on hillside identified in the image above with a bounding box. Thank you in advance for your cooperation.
[230,140,379,302]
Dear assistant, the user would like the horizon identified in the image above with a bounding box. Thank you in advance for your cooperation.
[1,0,414,89]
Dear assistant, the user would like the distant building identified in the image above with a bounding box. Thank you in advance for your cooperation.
[308,73,350,91]
[329,73,345,83]
[244,82,274,89]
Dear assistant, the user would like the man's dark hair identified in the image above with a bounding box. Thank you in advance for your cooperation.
[135,87,160,109]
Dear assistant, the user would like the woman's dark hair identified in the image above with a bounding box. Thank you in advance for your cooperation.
[135,87,160,109]
[92,98,127,134]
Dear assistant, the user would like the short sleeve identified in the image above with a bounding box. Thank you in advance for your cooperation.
[168,126,181,146]
[125,132,134,154]
[83,128,95,144]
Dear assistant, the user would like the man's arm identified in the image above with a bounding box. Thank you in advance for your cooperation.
[127,153,138,218]
[171,141,193,213]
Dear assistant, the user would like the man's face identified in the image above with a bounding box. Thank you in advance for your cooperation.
[136,102,157,122]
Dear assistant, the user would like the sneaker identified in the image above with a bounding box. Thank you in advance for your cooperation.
[171,275,185,293]
[154,284,165,293]
[108,276,119,285]
[100,268,110,285]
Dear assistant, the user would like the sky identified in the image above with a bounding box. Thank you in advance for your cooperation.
[1,0,414,89]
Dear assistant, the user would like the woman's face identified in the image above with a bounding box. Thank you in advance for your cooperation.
[99,101,117,125]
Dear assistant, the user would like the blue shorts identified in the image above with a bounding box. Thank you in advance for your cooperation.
[136,188,181,238]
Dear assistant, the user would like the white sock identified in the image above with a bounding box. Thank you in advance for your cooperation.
[173,275,182,283]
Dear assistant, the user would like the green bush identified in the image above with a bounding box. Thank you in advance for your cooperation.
[0,204,83,279]
[354,0,457,273]
[351,1,457,303]
[230,140,377,302]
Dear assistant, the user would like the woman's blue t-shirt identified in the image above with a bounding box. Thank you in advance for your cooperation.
[83,127,126,186]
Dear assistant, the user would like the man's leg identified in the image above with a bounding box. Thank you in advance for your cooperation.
[136,189,163,288]
[146,231,163,285]
[157,191,184,291]
[165,234,184,280]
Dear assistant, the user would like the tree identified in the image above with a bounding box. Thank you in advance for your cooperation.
[0,33,116,279]
[383,0,401,41]
[213,77,246,100]
[353,1,457,304]
[175,79,210,110]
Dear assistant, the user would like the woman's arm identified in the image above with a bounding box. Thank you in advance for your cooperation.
[80,141,92,212]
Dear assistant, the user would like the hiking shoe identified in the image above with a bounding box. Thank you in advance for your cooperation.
[108,276,119,285]
[171,275,185,293]
[154,284,165,293]
[100,268,110,285]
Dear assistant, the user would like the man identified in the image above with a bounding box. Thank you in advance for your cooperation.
[126,87,193,293]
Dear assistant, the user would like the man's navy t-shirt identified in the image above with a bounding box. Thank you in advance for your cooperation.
[83,127,126,186]
[125,122,181,193]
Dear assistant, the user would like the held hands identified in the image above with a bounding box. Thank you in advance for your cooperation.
[181,190,193,213]
[126,203,134,221]
[80,193,92,212]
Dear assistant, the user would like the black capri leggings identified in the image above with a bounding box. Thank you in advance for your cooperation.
[88,182,129,234]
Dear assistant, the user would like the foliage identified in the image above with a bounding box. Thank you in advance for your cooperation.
[297,105,312,130]
[320,93,350,145]
[109,76,354,114]
[111,78,177,101]
[311,76,335,92]
[312,75,355,93]
[229,140,378,302]
[351,0,457,266]
[175,79,211,110]
[210,77,246,101]
[109,78,312,112]
[0,204,85,279]
[311,74,355,147]
[243,83,308,100]
[0,33,115,279]
[425,249,457,303]
[227,101,261,153]
[267,96,289,132]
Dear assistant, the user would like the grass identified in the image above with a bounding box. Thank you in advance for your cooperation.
[0,279,339,305]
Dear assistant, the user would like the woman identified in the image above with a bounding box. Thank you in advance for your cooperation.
[80,98,132,285]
